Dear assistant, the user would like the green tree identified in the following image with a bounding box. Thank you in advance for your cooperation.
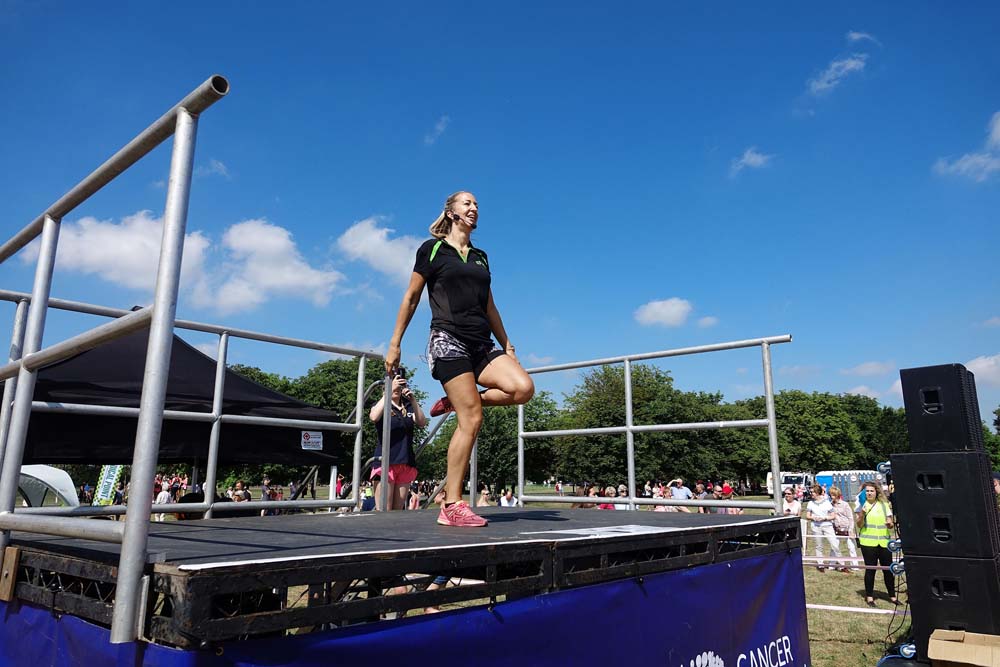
[432,391,560,491]
[773,390,865,471]
[984,422,1000,470]
[837,393,909,465]
[555,364,728,488]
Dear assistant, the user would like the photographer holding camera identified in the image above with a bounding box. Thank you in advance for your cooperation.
[369,367,427,511]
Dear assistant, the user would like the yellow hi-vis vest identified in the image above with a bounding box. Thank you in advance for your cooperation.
[858,501,891,547]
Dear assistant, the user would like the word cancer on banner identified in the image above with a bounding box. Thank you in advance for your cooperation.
[92,465,124,506]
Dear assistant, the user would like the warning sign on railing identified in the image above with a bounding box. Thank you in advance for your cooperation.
[301,431,323,450]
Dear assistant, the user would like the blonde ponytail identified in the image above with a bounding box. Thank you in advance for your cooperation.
[429,191,471,238]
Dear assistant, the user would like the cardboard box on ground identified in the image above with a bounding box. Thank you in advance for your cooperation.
[929,630,1000,667]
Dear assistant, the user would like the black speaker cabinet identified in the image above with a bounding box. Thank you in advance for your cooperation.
[900,364,984,453]
[891,451,1000,559]
[906,555,1000,661]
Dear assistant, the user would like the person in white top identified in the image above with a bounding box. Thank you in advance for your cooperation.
[829,486,859,572]
[806,484,841,571]
[154,487,172,522]
[499,489,520,507]
[781,489,801,517]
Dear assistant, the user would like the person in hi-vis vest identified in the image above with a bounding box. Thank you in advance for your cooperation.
[855,481,897,608]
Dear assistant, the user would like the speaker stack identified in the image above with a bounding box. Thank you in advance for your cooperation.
[891,364,1000,662]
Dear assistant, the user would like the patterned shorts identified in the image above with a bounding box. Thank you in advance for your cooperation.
[426,329,504,383]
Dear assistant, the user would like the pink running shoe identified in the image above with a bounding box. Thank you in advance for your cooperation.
[429,396,454,417]
[437,501,488,527]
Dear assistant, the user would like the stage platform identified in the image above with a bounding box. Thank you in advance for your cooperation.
[6,508,800,650]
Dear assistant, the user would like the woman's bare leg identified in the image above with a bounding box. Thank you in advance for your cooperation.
[442,372,484,503]
[392,481,409,510]
[477,354,534,406]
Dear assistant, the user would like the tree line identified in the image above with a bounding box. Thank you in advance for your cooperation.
[57,358,1000,493]
[223,359,1000,493]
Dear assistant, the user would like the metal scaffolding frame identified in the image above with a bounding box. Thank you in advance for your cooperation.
[0,75,391,644]
[512,335,792,514]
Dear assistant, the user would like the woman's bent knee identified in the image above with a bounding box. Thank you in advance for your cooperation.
[513,377,535,404]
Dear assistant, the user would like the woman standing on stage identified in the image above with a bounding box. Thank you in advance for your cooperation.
[385,191,534,527]
[856,481,898,607]
[369,368,427,511]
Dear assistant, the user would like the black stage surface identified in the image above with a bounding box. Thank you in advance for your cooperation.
[7,509,801,647]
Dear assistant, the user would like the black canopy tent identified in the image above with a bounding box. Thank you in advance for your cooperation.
[23,329,352,465]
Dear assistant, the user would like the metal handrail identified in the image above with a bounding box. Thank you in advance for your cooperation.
[514,335,791,513]
[0,76,229,265]
[0,75,389,644]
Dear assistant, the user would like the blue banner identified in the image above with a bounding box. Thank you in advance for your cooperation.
[0,549,809,666]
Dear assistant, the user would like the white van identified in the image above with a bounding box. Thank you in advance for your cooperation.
[766,471,813,496]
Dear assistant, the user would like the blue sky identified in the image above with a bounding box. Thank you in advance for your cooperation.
[1,2,998,426]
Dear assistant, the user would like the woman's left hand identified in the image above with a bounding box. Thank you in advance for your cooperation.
[505,343,519,363]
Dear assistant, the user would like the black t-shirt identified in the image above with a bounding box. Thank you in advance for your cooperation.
[413,238,492,345]
[374,406,417,467]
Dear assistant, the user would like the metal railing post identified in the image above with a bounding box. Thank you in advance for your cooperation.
[761,342,782,515]
[517,335,792,510]
[469,439,478,506]
[517,403,526,502]
[202,332,229,518]
[624,359,636,510]
[111,108,198,644]
[351,358,366,506]
[378,372,392,511]
[0,300,28,474]
[0,215,60,555]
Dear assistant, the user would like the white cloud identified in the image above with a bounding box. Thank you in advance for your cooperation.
[840,361,894,377]
[736,367,748,375]
[19,210,209,292]
[846,385,881,399]
[778,365,822,378]
[934,153,1000,182]
[195,158,230,179]
[988,111,1000,151]
[984,317,1000,328]
[730,147,774,177]
[934,111,1000,182]
[193,342,218,359]
[846,31,881,46]
[424,115,450,145]
[525,353,554,365]
[889,379,903,399]
[191,219,344,314]
[337,217,423,286]
[21,210,345,317]
[697,316,719,328]
[966,354,1000,386]
[634,298,693,327]
[808,54,868,95]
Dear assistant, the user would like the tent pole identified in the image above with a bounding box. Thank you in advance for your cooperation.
[202,332,228,518]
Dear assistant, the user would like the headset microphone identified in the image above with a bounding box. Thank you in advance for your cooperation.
[453,212,477,229]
